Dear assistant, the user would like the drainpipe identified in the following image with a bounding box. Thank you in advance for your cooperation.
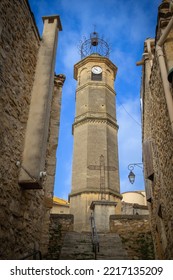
[146,39,155,67]
[136,39,154,119]
[156,8,173,133]
[136,38,154,68]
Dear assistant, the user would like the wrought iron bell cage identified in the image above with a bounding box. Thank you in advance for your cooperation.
[79,31,110,59]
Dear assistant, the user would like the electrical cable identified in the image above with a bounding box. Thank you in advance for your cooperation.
[117,97,141,127]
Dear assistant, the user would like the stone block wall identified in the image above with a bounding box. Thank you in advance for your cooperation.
[145,58,173,259]
[47,213,154,260]
[41,75,65,254]
[110,215,154,259]
[141,1,173,259]
[0,0,63,259]
[46,214,74,260]
[121,202,149,215]
[0,0,40,259]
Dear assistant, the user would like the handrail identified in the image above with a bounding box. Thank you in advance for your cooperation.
[21,250,42,260]
[90,213,99,259]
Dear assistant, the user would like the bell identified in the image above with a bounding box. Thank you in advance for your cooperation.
[91,31,99,46]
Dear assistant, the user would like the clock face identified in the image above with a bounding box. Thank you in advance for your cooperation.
[92,66,102,74]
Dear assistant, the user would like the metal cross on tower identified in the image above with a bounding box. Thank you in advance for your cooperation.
[88,155,117,200]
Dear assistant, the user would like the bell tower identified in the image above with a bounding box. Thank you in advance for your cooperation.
[69,32,122,232]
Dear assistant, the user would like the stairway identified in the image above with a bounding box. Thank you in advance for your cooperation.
[59,231,95,260]
[97,233,128,260]
[59,231,128,260]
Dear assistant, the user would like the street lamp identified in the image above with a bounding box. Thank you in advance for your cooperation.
[128,163,143,184]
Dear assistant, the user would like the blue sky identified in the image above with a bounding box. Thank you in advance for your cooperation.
[29,0,161,199]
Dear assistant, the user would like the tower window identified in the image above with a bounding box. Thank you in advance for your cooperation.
[91,72,102,81]
[48,18,54,23]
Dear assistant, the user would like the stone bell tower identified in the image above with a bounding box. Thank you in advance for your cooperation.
[69,32,122,232]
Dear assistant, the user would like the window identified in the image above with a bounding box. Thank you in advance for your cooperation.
[145,179,153,202]
[91,72,102,81]
[143,140,154,181]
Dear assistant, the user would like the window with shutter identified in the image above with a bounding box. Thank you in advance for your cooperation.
[145,179,153,202]
[143,140,154,181]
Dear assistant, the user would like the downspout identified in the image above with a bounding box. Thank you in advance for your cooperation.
[136,39,154,132]
[156,7,173,133]
[146,38,154,68]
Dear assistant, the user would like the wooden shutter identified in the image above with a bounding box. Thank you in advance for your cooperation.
[143,140,154,181]
[145,180,152,202]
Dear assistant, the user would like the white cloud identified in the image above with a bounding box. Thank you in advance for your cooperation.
[112,48,139,84]
[28,0,161,198]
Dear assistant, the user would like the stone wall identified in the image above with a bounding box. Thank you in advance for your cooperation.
[0,0,63,259]
[47,213,154,260]
[121,202,149,215]
[141,0,173,259]
[145,58,173,259]
[110,215,154,259]
[39,75,65,256]
[46,214,74,260]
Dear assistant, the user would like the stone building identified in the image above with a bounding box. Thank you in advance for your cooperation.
[0,0,65,259]
[50,197,70,214]
[69,32,122,232]
[121,191,149,215]
[2,0,167,261]
[139,0,173,259]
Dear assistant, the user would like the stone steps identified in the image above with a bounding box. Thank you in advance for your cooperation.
[59,231,128,260]
[59,231,95,260]
[97,233,128,260]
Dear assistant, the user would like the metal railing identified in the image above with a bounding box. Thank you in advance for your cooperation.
[90,213,99,259]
